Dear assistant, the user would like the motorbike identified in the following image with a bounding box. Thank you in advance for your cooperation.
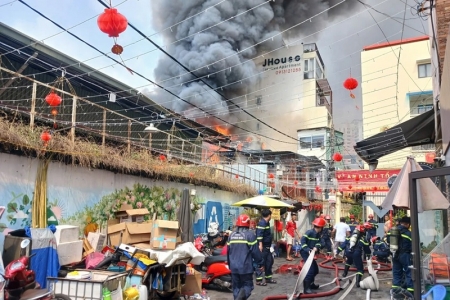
[194,234,232,291]
[2,240,71,300]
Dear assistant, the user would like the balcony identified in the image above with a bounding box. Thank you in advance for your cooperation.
[316,79,332,114]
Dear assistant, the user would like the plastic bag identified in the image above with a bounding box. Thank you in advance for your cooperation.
[86,252,105,269]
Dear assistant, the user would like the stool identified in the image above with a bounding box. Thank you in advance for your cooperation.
[422,284,446,300]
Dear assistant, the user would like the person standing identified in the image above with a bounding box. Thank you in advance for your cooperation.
[347,214,358,233]
[388,216,413,295]
[322,215,333,258]
[384,214,393,235]
[255,209,276,285]
[284,212,299,261]
[366,214,378,240]
[227,214,264,300]
[300,218,326,294]
[332,217,351,257]
[339,223,372,287]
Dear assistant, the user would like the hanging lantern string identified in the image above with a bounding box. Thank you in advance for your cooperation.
[113,37,133,75]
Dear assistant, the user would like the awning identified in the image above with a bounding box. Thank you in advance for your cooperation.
[354,109,436,166]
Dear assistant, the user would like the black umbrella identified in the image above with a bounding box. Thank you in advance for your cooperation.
[354,109,436,166]
[178,188,194,243]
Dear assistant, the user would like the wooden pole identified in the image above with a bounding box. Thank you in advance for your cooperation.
[102,109,106,154]
[71,96,77,145]
[128,120,131,155]
[30,82,37,130]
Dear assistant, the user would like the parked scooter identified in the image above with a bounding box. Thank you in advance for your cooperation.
[3,240,71,300]
[201,254,232,291]
[194,234,232,290]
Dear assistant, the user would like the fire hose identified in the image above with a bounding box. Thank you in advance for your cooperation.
[263,253,350,300]
[264,255,390,300]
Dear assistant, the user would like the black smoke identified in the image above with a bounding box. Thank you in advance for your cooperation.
[146,0,358,126]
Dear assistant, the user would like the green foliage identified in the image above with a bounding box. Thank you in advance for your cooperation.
[346,205,363,223]
[60,183,206,230]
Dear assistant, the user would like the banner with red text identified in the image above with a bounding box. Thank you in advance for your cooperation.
[335,169,401,192]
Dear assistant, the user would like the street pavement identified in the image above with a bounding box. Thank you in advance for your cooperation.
[205,253,394,300]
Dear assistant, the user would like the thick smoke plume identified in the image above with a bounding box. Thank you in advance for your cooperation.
[147,0,356,130]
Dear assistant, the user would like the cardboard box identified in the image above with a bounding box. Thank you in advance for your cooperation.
[121,209,149,223]
[87,232,106,252]
[114,204,133,219]
[108,221,152,246]
[181,269,202,296]
[151,220,179,250]
[54,225,79,244]
[57,240,83,265]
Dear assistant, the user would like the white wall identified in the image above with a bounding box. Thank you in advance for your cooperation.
[0,153,244,243]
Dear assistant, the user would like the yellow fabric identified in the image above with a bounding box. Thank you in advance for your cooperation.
[32,158,51,228]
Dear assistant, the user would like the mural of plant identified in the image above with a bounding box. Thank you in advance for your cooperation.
[60,184,199,229]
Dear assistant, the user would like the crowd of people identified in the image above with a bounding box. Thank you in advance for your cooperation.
[227,210,413,300]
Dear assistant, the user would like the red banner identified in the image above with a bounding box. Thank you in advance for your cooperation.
[335,169,401,192]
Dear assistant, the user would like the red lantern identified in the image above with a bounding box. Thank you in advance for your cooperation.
[45,91,62,107]
[189,172,194,178]
[348,185,352,190]
[373,187,378,191]
[97,8,128,38]
[235,174,239,179]
[294,180,298,186]
[269,173,275,179]
[332,152,343,162]
[315,186,322,193]
[40,131,51,142]
[425,152,436,163]
[355,177,360,182]
[111,44,124,55]
[159,154,166,161]
[343,77,358,98]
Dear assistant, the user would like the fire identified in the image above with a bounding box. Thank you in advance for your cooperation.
[215,126,230,136]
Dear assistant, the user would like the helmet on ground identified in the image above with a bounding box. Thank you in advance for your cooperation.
[356,225,366,232]
[371,236,379,244]
[350,214,355,219]
[312,218,326,227]
[325,215,331,220]
[368,214,374,218]
[236,214,250,227]
[364,222,373,229]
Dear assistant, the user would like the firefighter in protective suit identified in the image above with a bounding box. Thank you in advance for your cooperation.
[227,214,264,300]
[388,216,413,295]
[366,214,378,241]
[300,218,326,294]
[322,215,333,258]
[340,223,372,287]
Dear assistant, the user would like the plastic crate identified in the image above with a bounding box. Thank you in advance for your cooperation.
[47,270,128,300]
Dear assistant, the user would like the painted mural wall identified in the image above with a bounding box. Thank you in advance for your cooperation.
[0,153,242,243]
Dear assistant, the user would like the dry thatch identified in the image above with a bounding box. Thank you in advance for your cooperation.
[0,116,256,196]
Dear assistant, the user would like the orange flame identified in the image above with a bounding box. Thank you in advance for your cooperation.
[215,126,230,136]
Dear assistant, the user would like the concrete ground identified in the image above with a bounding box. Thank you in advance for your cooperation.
[204,253,394,300]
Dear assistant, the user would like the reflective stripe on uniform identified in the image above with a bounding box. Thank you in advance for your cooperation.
[256,226,270,229]
[303,235,319,241]
[401,234,412,241]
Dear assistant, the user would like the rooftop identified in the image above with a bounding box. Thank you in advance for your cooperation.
[363,35,429,51]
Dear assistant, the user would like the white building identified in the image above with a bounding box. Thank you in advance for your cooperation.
[243,43,333,154]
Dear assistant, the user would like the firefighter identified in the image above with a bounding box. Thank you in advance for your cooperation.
[227,214,264,300]
[366,214,378,241]
[347,214,358,233]
[255,209,276,285]
[388,216,413,294]
[300,218,326,294]
[340,223,371,287]
[371,236,390,263]
[321,215,333,258]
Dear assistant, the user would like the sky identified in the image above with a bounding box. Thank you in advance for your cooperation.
[0,0,429,128]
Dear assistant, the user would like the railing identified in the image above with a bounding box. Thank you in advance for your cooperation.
[0,66,272,193]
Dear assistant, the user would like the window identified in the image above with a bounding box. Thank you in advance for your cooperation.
[418,63,431,78]
[300,137,312,149]
[304,58,315,79]
[299,135,324,149]
[256,96,262,106]
[411,104,433,115]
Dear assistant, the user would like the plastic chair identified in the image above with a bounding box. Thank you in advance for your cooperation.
[421,284,447,300]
